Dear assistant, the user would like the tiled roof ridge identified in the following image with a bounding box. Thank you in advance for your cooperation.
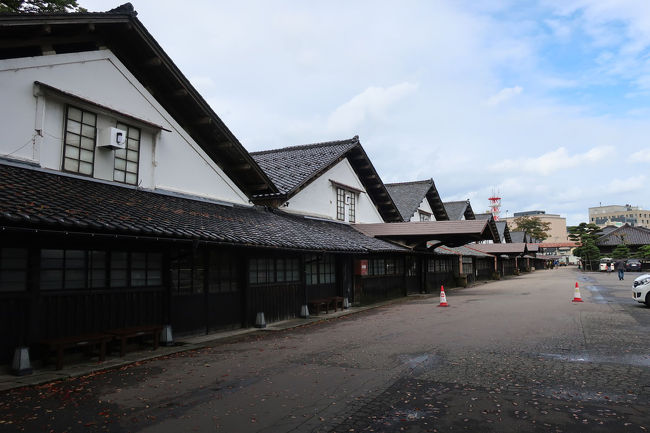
[598,223,629,238]
[250,136,359,156]
[385,179,433,187]
[0,2,137,16]
[598,223,650,239]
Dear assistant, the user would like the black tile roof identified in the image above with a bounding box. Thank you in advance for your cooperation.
[495,221,512,243]
[600,225,618,236]
[250,137,402,222]
[250,138,358,196]
[509,231,528,243]
[0,162,406,253]
[385,180,432,221]
[597,224,650,247]
[443,200,475,221]
[385,180,449,222]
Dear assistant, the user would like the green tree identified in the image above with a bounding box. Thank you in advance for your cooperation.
[611,244,631,259]
[0,0,85,13]
[568,223,603,271]
[511,216,552,242]
[636,245,650,259]
[568,223,602,243]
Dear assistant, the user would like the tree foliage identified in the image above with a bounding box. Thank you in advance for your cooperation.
[636,245,650,259]
[567,223,602,244]
[568,223,603,268]
[510,216,552,242]
[611,244,631,259]
[0,0,85,13]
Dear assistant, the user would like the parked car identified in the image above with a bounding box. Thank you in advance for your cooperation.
[625,259,642,272]
[633,274,650,306]
[599,258,613,272]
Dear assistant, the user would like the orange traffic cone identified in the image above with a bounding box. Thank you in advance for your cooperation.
[438,285,449,307]
[572,282,584,302]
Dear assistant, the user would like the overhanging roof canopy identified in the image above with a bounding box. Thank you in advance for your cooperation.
[352,220,500,248]
[469,242,530,256]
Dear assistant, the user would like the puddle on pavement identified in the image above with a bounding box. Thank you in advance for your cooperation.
[398,353,441,374]
[540,352,650,367]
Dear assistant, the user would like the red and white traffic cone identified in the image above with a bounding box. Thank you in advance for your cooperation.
[438,285,449,307]
[572,282,584,303]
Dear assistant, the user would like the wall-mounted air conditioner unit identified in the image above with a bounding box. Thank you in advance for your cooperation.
[98,127,127,150]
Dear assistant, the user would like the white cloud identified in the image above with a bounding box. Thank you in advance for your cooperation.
[607,175,647,192]
[486,86,523,106]
[629,148,650,162]
[491,146,613,176]
[326,82,419,134]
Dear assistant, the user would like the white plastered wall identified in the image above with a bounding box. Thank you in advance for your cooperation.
[408,196,435,221]
[281,158,384,223]
[0,50,249,205]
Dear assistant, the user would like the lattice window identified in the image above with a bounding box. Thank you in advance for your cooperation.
[114,122,141,185]
[62,105,96,176]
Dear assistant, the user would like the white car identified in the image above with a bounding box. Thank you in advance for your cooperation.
[632,274,650,306]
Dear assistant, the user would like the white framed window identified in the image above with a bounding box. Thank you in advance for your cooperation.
[62,105,96,176]
[336,188,356,223]
[114,122,141,185]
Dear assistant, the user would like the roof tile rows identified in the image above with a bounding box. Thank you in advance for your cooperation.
[434,245,495,258]
[385,180,434,222]
[443,200,474,221]
[250,138,358,196]
[0,163,405,253]
[597,224,650,246]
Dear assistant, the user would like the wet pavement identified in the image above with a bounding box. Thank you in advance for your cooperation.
[0,267,648,432]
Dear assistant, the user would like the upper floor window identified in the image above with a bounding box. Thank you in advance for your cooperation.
[62,105,96,176]
[419,211,430,221]
[114,122,141,185]
[336,188,356,223]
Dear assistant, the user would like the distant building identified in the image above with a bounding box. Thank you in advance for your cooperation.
[502,211,568,242]
[589,204,650,229]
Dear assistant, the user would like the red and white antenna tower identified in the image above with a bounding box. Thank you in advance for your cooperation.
[488,189,501,221]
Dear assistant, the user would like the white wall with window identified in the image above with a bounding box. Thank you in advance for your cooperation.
[0,50,249,205]
[408,196,435,222]
[280,158,384,223]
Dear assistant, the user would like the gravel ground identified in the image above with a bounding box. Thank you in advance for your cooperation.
[0,267,648,432]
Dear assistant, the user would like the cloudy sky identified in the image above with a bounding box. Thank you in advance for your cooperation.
[82,0,650,225]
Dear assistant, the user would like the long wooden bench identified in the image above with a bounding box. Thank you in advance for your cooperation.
[41,333,113,370]
[308,296,346,315]
[308,298,331,315]
[106,325,163,357]
[329,296,345,312]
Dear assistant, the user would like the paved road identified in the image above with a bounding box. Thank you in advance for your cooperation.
[1,267,649,432]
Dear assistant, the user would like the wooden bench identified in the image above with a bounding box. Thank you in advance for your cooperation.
[328,296,345,312]
[41,333,113,370]
[105,325,163,357]
[308,298,332,315]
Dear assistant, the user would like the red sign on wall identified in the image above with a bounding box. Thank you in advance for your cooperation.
[355,259,368,276]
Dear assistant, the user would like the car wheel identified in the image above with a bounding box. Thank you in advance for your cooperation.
[646,293,650,307]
